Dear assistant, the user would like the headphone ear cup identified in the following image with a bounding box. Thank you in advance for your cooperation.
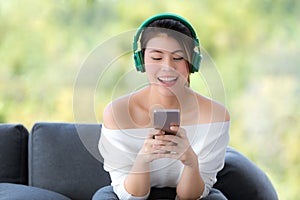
[190,52,202,73]
[134,50,145,72]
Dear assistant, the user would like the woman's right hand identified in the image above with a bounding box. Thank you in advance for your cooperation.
[136,129,175,164]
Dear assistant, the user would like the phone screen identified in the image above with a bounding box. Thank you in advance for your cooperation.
[153,109,180,134]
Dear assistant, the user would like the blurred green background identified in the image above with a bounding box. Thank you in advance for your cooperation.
[1,0,299,199]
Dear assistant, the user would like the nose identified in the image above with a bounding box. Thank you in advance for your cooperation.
[161,57,175,70]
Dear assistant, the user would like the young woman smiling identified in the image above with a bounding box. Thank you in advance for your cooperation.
[93,13,278,200]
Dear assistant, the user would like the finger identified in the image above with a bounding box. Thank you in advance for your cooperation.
[152,149,171,154]
[155,133,185,146]
[152,141,176,150]
[151,129,166,139]
[155,152,181,160]
[147,129,162,139]
[154,135,173,142]
[153,144,178,153]
[152,139,176,153]
[169,124,179,133]
[173,127,187,139]
[150,152,173,160]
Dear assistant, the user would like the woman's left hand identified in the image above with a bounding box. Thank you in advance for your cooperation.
[153,126,198,167]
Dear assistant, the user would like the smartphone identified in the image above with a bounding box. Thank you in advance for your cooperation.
[153,109,180,135]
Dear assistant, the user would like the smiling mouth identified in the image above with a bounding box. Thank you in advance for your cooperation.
[157,76,178,84]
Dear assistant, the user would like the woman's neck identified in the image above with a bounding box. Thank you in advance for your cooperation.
[147,85,192,110]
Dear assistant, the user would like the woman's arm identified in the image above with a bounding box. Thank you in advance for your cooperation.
[176,147,204,199]
[124,130,168,197]
[154,127,204,199]
[124,154,151,197]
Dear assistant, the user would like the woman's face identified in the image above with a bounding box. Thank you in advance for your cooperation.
[144,34,189,95]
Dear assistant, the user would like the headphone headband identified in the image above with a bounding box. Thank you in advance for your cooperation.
[133,13,199,51]
[133,13,202,73]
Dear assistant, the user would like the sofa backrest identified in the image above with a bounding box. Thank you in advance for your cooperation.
[28,122,111,200]
[0,124,28,185]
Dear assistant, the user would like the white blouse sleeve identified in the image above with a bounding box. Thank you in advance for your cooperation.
[189,122,230,198]
[112,175,150,200]
[99,126,150,200]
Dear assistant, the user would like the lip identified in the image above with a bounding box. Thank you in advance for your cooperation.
[157,75,178,87]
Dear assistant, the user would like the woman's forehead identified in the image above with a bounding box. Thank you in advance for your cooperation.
[145,34,183,52]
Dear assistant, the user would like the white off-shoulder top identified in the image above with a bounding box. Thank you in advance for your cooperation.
[98,122,230,200]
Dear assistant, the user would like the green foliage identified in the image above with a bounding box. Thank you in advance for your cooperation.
[1,0,299,199]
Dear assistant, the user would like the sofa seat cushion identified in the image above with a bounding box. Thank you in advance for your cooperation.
[0,183,71,200]
[0,124,28,184]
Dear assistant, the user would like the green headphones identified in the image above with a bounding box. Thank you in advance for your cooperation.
[133,13,202,73]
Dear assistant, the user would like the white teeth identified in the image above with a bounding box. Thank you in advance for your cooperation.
[158,77,177,82]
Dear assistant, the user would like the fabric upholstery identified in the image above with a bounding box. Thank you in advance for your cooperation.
[0,124,28,184]
[93,147,278,200]
[214,147,278,200]
[0,183,71,200]
[0,122,278,200]
[28,122,111,200]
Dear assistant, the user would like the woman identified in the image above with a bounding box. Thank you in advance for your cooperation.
[93,13,278,200]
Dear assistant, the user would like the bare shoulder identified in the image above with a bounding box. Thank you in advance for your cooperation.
[102,88,149,129]
[102,102,116,129]
[102,95,132,129]
[196,94,230,123]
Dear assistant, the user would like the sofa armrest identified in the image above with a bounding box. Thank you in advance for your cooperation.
[0,124,28,184]
[29,122,111,200]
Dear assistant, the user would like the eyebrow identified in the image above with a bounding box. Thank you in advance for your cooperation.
[148,49,184,54]
[171,50,184,55]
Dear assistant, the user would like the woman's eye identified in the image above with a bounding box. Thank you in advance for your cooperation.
[151,57,162,60]
[173,57,184,61]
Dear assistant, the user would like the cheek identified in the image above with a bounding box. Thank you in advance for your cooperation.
[144,63,158,81]
[177,63,190,78]
[144,62,161,74]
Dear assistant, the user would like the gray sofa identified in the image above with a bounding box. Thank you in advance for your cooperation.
[0,123,278,200]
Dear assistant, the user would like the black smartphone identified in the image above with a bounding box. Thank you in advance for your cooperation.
[153,109,180,135]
